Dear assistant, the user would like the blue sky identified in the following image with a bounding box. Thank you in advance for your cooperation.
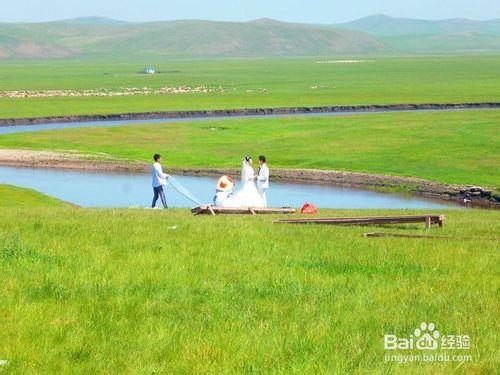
[2,0,499,23]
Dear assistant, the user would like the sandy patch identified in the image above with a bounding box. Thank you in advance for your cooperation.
[0,149,147,172]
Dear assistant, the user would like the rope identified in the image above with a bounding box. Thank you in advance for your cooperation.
[167,176,203,206]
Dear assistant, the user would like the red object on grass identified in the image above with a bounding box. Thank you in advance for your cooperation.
[300,202,318,214]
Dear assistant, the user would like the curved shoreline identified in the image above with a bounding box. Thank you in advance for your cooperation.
[0,149,497,208]
[1,102,499,126]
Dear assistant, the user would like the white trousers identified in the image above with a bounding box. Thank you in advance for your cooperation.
[258,188,267,207]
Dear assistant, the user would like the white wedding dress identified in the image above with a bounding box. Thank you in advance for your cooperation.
[225,160,266,208]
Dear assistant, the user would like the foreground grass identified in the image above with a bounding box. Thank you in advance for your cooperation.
[1,110,498,188]
[0,184,67,207]
[1,56,499,118]
[0,195,498,372]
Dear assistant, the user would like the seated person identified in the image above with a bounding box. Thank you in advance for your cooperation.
[213,175,235,206]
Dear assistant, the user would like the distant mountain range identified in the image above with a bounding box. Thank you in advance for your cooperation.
[0,15,499,59]
[0,17,385,59]
[337,14,500,37]
[335,14,500,53]
[56,16,132,26]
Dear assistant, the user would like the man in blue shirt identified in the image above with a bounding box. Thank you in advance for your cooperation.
[151,153,169,208]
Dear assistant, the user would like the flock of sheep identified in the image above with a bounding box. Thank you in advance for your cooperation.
[0,85,227,99]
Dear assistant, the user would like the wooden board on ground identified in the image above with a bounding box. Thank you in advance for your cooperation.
[275,214,445,229]
[192,205,296,215]
[363,232,450,239]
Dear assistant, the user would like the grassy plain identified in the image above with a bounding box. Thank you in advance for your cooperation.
[0,110,498,188]
[0,187,498,372]
[0,54,498,373]
[0,184,67,207]
[0,56,499,118]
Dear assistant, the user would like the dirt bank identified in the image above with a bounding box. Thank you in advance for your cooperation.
[1,149,497,208]
[1,102,499,126]
[0,149,147,172]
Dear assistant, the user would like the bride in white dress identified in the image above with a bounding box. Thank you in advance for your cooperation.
[226,156,266,208]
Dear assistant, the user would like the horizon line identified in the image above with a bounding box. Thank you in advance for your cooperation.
[1,13,499,25]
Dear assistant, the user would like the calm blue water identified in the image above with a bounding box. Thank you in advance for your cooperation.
[0,166,461,209]
[0,108,490,135]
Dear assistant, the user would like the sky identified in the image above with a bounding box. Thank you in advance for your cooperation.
[2,0,499,23]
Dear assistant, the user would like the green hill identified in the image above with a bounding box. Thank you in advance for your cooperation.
[0,24,75,59]
[0,18,386,59]
[2,15,499,59]
[338,14,500,37]
[336,14,500,53]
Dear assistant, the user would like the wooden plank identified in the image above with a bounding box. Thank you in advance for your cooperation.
[364,232,500,241]
[192,205,296,215]
[275,215,445,229]
[363,232,451,239]
[276,215,442,223]
[275,218,435,224]
[425,216,432,230]
[438,215,445,228]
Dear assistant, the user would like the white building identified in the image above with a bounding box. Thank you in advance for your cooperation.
[143,67,155,74]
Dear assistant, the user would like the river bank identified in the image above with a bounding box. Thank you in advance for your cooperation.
[1,102,499,126]
[0,149,497,208]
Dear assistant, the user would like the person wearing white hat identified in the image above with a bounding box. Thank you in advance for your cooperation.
[213,175,235,207]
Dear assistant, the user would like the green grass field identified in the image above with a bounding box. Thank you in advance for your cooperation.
[0,186,498,372]
[1,56,499,118]
[0,54,498,372]
[0,184,68,207]
[1,110,498,188]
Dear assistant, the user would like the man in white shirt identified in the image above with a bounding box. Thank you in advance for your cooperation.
[151,153,169,208]
[255,155,270,207]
